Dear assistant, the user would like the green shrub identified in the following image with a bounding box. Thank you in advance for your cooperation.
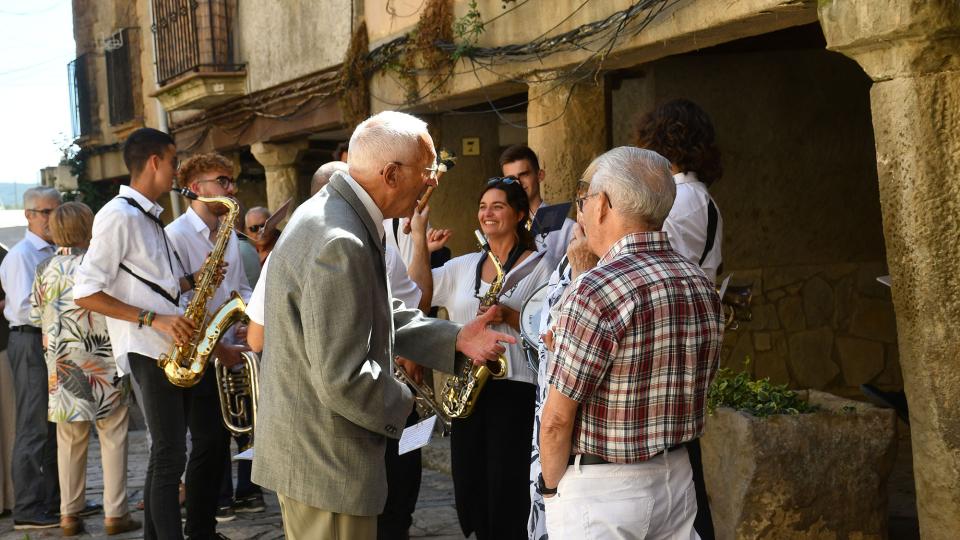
[707,358,817,417]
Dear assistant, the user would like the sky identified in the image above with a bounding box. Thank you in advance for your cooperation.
[0,0,75,186]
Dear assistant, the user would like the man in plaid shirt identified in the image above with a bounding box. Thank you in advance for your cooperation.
[538,146,723,539]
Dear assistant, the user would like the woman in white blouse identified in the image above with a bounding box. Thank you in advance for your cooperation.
[429,178,552,540]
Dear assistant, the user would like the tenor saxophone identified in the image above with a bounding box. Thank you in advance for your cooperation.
[157,188,239,388]
[439,230,509,419]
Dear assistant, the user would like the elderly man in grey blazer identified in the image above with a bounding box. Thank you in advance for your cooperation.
[252,111,513,539]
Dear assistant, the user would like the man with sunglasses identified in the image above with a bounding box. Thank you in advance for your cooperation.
[164,152,255,531]
[0,186,65,529]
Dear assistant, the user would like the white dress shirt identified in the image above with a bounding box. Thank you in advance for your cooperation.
[74,185,186,375]
[165,207,253,310]
[246,255,270,326]
[0,230,55,326]
[432,250,551,384]
[663,171,723,283]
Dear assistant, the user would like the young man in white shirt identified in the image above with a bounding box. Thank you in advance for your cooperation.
[74,128,220,540]
[164,153,255,525]
[0,186,62,529]
[499,145,575,265]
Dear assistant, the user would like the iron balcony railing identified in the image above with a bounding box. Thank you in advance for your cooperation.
[151,0,244,86]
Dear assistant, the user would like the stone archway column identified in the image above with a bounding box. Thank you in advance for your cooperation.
[526,73,607,204]
[819,2,960,537]
[250,140,308,212]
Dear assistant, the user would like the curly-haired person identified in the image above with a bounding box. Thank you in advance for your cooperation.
[633,98,724,283]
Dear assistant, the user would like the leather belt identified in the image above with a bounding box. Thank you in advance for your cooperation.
[569,444,683,466]
[10,325,41,334]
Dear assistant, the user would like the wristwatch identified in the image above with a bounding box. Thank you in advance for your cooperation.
[537,473,558,495]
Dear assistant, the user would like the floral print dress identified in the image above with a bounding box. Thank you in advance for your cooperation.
[30,248,127,423]
[527,257,573,540]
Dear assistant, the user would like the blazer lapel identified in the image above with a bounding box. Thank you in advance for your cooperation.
[328,173,385,257]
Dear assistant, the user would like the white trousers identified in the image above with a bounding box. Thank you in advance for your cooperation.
[544,447,699,540]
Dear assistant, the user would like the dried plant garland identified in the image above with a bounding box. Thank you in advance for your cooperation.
[338,21,371,130]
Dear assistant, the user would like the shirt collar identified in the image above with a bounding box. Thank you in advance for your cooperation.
[24,230,52,251]
[600,231,672,264]
[341,173,385,241]
[119,185,163,217]
[184,207,211,235]
[673,171,700,185]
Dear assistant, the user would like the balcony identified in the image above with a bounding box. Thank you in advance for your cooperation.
[151,0,246,111]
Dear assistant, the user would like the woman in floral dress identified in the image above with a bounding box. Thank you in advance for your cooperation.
[30,202,139,536]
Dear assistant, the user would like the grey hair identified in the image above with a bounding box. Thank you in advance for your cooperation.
[584,147,675,229]
[311,161,349,196]
[23,186,62,209]
[348,111,428,177]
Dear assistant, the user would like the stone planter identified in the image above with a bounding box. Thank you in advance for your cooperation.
[701,390,897,540]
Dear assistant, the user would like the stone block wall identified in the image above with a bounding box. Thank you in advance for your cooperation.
[723,261,899,397]
[610,30,901,397]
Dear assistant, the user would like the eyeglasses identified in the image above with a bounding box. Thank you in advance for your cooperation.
[26,208,55,216]
[248,223,265,233]
[391,162,441,181]
[575,180,612,212]
[197,175,236,188]
[486,176,519,187]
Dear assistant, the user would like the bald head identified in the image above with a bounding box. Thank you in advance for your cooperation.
[311,161,349,196]
[244,206,270,238]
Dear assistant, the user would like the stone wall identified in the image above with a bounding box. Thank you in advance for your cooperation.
[610,41,900,396]
[722,262,899,397]
[237,1,352,93]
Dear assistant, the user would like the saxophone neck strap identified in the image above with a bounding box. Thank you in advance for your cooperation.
[473,242,525,299]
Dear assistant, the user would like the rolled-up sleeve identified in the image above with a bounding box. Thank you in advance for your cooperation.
[74,207,126,300]
[547,283,617,403]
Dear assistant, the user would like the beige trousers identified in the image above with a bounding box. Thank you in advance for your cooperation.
[56,404,130,518]
[0,352,15,511]
[277,493,376,540]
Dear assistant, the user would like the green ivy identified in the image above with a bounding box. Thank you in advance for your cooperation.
[707,358,818,417]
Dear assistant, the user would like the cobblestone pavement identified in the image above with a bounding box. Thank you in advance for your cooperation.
[0,429,465,539]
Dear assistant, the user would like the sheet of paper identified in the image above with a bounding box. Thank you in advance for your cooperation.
[233,447,254,461]
[718,273,732,299]
[876,275,891,287]
[398,415,437,455]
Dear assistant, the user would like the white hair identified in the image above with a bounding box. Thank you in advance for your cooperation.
[23,186,62,209]
[348,111,428,177]
[585,147,675,228]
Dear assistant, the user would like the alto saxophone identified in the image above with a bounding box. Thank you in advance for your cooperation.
[157,187,239,388]
[439,230,509,419]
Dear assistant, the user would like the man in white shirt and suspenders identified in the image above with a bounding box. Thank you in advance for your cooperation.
[75,128,224,540]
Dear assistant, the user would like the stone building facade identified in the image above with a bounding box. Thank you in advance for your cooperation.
[68,1,960,535]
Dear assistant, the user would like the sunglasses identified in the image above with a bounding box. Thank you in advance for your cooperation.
[198,175,236,189]
[486,176,520,187]
[248,223,266,233]
[26,208,55,216]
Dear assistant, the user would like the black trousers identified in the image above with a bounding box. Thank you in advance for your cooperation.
[451,379,535,540]
[378,409,423,540]
[130,353,230,540]
[8,331,59,518]
[219,432,261,506]
[687,438,715,539]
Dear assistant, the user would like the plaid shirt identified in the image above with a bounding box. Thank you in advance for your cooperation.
[547,231,723,463]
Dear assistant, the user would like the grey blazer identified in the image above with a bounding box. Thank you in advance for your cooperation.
[252,173,461,516]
